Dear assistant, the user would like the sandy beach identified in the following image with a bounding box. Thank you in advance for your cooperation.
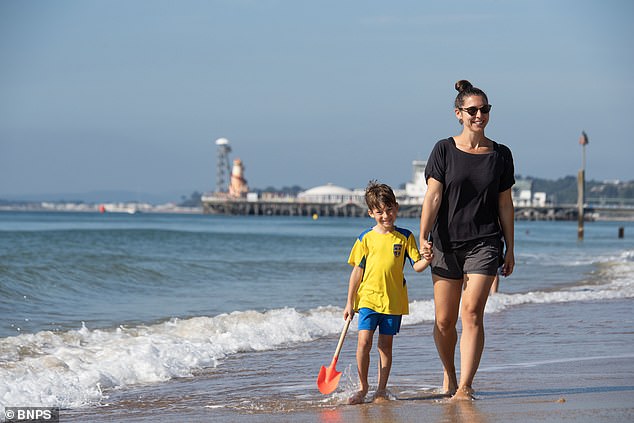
[62,298,634,423]
[61,348,634,423]
[242,388,634,423]
[62,388,634,423]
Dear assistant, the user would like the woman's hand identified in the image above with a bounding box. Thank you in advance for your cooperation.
[501,250,515,277]
[421,240,434,262]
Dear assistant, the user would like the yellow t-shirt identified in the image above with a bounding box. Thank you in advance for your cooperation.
[347,227,422,315]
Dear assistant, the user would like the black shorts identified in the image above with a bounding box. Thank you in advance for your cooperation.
[431,236,503,280]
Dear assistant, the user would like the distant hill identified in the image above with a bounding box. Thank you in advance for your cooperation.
[2,177,633,207]
[525,176,634,204]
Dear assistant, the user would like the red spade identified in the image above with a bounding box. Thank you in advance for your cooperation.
[316,317,352,395]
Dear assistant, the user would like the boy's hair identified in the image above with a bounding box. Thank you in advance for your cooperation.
[365,180,397,211]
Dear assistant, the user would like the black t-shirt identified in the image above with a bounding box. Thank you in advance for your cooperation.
[425,137,515,251]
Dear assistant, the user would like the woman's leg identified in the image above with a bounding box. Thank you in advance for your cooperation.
[433,275,463,395]
[454,273,495,399]
[489,274,499,295]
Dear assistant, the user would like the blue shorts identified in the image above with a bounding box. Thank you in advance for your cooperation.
[357,308,402,335]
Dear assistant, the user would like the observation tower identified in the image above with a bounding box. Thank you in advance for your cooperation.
[215,138,232,194]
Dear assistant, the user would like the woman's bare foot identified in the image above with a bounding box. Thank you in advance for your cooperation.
[372,389,391,403]
[451,385,475,401]
[443,387,457,397]
[443,371,458,396]
[347,390,367,405]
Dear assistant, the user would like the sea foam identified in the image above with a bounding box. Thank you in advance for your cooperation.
[0,307,342,412]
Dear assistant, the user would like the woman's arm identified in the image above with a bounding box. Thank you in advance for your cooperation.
[498,188,515,277]
[419,177,443,261]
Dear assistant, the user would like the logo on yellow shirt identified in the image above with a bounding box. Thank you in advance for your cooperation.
[393,244,402,257]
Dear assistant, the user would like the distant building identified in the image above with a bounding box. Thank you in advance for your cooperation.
[228,158,249,198]
[513,178,547,207]
[297,161,428,206]
[297,184,361,204]
[404,160,427,200]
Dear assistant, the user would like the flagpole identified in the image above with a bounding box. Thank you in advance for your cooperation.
[577,131,588,241]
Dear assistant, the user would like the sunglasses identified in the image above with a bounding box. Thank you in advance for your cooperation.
[459,105,492,116]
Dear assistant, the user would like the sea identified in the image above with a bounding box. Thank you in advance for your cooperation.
[1,211,633,422]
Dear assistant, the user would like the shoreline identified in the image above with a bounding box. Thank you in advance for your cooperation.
[61,299,634,423]
[1,206,634,222]
[62,358,634,423]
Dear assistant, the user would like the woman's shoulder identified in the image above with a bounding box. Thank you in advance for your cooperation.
[431,137,454,152]
[436,137,454,147]
[426,138,455,167]
[491,140,513,157]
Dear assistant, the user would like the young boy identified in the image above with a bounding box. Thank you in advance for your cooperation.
[343,181,429,404]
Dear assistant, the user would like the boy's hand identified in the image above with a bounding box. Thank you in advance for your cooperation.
[343,306,355,322]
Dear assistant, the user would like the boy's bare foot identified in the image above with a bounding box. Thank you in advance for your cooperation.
[347,390,367,405]
[372,389,391,403]
[451,386,475,401]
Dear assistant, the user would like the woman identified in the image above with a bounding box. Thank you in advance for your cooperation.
[420,80,515,400]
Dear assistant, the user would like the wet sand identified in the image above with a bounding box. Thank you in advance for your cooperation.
[62,299,634,423]
[61,349,634,423]
[63,378,634,423]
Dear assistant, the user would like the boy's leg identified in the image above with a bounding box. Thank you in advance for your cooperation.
[348,329,373,405]
[374,333,394,402]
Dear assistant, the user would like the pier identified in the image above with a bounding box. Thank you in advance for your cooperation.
[201,196,634,220]
[202,194,423,217]
[202,195,374,217]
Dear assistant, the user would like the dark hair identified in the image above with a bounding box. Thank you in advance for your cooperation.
[454,80,488,109]
[365,180,397,211]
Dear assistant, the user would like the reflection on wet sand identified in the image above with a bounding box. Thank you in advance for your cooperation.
[441,399,489,423]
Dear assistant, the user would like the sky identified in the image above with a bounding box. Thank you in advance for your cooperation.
[1,0,633,201]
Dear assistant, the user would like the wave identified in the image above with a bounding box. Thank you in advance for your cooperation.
[1,257,633,413]
[0,307,343,412]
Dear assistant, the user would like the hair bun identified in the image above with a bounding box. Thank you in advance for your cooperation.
[455,80,473,93]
